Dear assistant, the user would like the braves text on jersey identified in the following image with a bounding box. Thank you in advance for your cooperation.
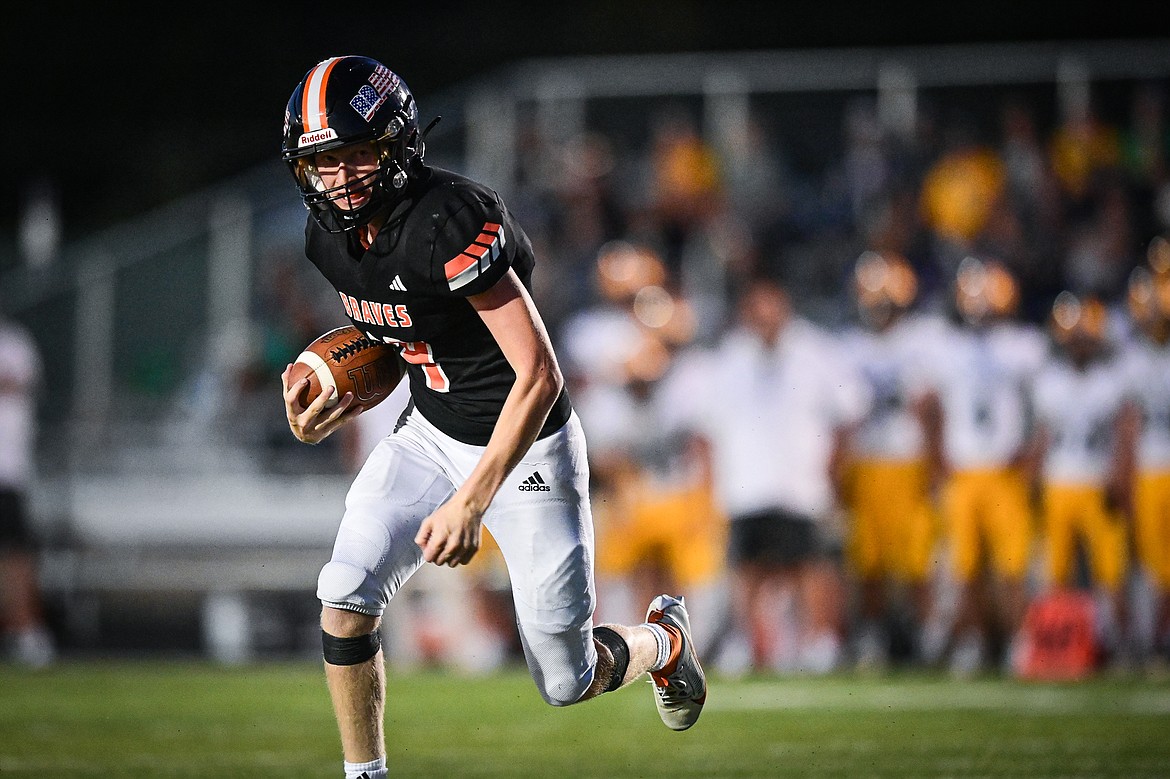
[303,166,571,445]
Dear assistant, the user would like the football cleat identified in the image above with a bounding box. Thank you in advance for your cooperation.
[646,594,706,731]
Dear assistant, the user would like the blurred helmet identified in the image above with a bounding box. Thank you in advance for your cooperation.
[1127,264,1170,343]
[1049,290,1109,356]
[955,256,1020,326]
[852,250,918,329]
[1148,235,1170,276]
[632,284,697,347]
[282,56,424,233]
[594,241,668,305]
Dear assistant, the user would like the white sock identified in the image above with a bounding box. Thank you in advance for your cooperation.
[644,622,673,671]
[344,756,387,779]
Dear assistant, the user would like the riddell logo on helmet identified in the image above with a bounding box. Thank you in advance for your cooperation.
[298,128,338,147]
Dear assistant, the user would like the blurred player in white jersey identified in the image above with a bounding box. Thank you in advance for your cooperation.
[572,280,727,655]
[838,251,946,670]
[1029,291,1138,668]
[1118,243,1170,663]
[919,257,1049,676]
[691,274,871,674]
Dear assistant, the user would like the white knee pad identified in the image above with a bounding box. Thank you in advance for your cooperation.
[317,560,384,615]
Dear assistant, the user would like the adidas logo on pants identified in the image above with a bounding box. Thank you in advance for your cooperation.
[518,472,551,491]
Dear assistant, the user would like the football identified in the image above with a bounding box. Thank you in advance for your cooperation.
[288,325,405,411]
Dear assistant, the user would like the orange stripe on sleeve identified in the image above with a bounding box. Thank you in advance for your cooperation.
[445,253,477,280]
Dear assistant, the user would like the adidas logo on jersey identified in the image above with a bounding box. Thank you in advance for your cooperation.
[389,275,407,292]
[518,472,551,491]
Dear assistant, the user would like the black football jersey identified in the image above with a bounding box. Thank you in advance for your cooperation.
[302,166,571,445]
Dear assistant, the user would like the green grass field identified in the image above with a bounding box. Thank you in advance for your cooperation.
[2,661,1169,777]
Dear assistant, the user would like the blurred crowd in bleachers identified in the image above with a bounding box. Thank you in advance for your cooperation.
[231,79,1170,680]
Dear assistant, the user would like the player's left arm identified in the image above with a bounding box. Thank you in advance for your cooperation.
[414,267,564,567]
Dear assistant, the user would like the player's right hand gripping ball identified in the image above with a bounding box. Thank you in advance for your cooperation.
[288,325,404,410]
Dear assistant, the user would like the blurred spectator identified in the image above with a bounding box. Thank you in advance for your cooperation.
[842,99,896,233]
[1028,291,1138,669]
[530,131,629,333]
[721,115,795,247]
[688,274,871,674]
[0,309,55,668]
[249,248,347,468]
[622,107,757,337]
[1000,98,1051,215]
[917,257,1048,676]
[838,251,946,670]
[1062,174,1140,299]
[919,118,1008,278]
[986,97,1067,316]
[1049,96,1123,229]
[1120,83,1170,241]
[642,107,723,274]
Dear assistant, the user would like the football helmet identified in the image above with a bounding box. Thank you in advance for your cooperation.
[852,250,917,330]
[1148,235,1170,275]
[1049,290,1109,363]
[955,256,1020,326]
[282,56,425,232]
[594,241,668,305]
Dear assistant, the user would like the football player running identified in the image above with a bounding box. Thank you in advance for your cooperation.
[277,56,705,779]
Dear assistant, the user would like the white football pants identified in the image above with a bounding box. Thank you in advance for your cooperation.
[317,406,599,705]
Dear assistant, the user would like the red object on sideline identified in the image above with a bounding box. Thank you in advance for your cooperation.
[1016,589,1100,680]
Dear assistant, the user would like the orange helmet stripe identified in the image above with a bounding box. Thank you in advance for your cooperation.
[301,57,344,132]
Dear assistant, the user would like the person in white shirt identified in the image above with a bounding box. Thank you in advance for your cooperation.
[691,274,871,674]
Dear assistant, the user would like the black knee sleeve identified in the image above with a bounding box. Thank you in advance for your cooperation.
[321,629,381,666]
[593,626,630,693]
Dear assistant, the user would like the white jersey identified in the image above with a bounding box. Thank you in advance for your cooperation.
[921,320,1048,470]
[694,318,872,519]
[840,312,946,460]
[1031,354,1129,486]
[557,304,644,388]
[1117,336,1170,470]
[576,345,719,492]
[0,320,41,488]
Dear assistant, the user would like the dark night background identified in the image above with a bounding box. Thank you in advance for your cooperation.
[3,2,1165,242]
